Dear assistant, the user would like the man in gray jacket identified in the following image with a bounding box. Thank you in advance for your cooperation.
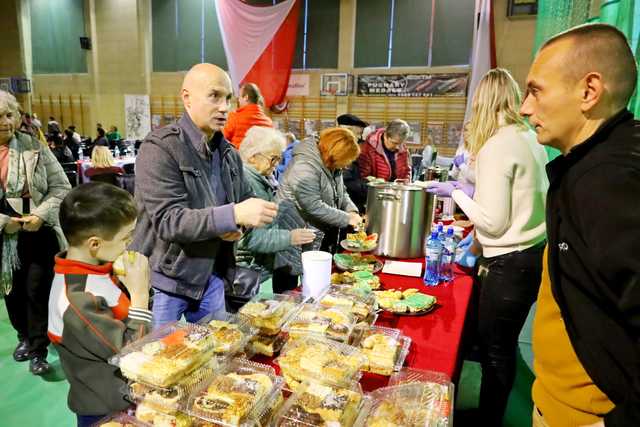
[132,63,277,327]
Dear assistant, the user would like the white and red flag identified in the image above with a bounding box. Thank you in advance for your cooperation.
[215,0,300,108]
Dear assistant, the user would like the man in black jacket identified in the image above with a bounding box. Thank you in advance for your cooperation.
[520,24,640,427]
[132,63,277,328]
[337,113,368,213]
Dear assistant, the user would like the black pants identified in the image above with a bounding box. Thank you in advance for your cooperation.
[4,226,59,357]
[477,241,544,426]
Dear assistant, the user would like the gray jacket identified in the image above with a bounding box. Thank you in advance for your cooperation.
[237,165,291,280]
[277,136,358,233]
[130,114,253,299]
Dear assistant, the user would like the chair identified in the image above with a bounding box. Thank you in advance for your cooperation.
[60,162,79,187]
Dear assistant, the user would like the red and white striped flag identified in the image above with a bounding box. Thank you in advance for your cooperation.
[215,0,300,108]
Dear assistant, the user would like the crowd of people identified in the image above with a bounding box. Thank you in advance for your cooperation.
[0,22,637,427]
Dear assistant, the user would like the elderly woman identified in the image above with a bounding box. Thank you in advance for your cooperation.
[278,127,363,251]
[0,90,71,375]
[237,127,315,293]
[359,119,411,181]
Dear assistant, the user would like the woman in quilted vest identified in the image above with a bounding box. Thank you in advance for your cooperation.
[358,119,411,182]
[0,90,71,375]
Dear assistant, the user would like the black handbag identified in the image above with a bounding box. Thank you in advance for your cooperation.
[224,264,263,313]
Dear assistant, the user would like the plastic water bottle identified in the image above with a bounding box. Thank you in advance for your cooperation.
[439,228,455,283]
[424,231,442,286]
[78,147,84,161]
[436,222,445,241]
[114,146,120,158]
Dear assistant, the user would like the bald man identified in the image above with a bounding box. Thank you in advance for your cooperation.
[131,63,277,327]
[520,24,640,427]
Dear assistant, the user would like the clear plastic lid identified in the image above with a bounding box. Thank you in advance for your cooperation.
[355,381,454,427]
[126,359,218,414]
[354,326,412,376]
[284,304,357,343]
[238,292,307,336]
[388,367,452,387]
[197,312,258,357]
[317,285,378,324]
[93,412,148,426]
[247,330,289,358]
[275,335,365,391]
[109,322,219,388]
[134,403,192,426]
[272,381,365,427]
[186,358,284,427]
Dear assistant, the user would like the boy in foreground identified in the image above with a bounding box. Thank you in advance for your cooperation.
[48,182,151,427]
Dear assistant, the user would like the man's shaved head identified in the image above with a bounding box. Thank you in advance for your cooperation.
[181,63,233,136]
[541,23,637,110]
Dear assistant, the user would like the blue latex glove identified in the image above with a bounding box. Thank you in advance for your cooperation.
[453,182,475,198]
[455,233,477,268]
[426,180,458,197]
[453,154,465,168]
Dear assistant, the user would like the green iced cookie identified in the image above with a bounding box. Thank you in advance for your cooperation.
[404,293,436,310]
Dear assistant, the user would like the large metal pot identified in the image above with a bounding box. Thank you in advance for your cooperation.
[366,181,436,258]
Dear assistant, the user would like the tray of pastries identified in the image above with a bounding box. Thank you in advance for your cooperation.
[276,335,366,391]
[354,381,453,427]
[238,292,306,336]
[247,330,288,357]
[135,403,192,426]
[331,270,381,291]
[318,285,378,325]
[333,253,383,274]
[199,313,258,357]
[374,288,437,315]
[95,413,147,427]
[354,326,411,376]
[187,358,283,427]
[127,360,218,417]
[110,322,219,388]
[273,382,365,427]
[341,231,378,252]
[284,304,357,343]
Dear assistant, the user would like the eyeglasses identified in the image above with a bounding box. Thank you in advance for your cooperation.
[257,153,282,166]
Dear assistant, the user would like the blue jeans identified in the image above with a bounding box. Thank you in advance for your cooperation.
[152,275,226,329]
[77,414,105,427]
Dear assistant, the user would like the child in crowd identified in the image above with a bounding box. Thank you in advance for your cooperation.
[47,182,151,427]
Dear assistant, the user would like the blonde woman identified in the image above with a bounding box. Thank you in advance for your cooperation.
[427,68,549,425]
[85,146,123,185]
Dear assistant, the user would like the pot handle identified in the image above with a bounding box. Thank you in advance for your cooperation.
[377,190,400,201]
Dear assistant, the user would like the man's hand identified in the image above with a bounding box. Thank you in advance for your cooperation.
[117,251,150,310]
[221,231,243,242]
[290,229,316,245]
[234,198,278,228]
[16,215,44,232]
[4,217,22,234]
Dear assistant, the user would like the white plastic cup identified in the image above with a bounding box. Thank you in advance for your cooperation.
[301,250,332,299]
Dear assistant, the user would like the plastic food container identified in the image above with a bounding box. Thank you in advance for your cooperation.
[284,304,357,343]
[353,326,411,376]
[238,292,307,336]
[355,379,454,427]
[247,330,289,357]
[272,381,365,427]
[127,359,218,415]
[317,285,378,325]
[276,335,365,391]
[109,322,219,388]
[92,413,147,426]
[186,358,284,427]
[198,312,258,357]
